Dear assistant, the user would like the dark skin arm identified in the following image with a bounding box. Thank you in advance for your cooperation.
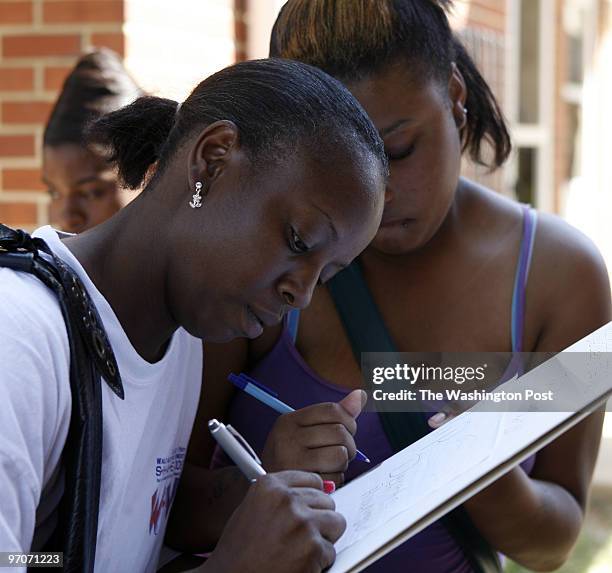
[461,215,611,571]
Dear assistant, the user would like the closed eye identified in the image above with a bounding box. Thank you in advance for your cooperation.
[386,143,416,162]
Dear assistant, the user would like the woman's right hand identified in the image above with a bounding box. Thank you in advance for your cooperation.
[261,389,366,485]
[205,471,346,573]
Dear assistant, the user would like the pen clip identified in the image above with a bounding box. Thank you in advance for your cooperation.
[237,372,279,398]
[226,424,263,465]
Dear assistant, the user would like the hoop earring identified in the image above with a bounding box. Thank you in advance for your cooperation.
[189,181,204,209]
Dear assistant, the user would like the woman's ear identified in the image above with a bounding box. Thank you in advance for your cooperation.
[448,63,468,130]
[188,120,240,190]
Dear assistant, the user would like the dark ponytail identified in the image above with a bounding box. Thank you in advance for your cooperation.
[44,48,142,148]
[453,38,511,168]
[87,96,178,189]
[86,59,387,191]
[270,0,512,169]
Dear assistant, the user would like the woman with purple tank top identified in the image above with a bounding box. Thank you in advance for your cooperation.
[170,2,611,571]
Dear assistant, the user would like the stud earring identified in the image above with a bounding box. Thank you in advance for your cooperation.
[189,181,204,209]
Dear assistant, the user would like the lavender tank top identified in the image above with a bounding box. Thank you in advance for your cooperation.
[212,205,538,572]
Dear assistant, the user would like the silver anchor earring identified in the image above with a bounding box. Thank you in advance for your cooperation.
[189,181,203,209]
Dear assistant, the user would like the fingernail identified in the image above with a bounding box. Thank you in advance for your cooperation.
[429,412,446,425]
[359,390,367,408]
[323,480,336,494]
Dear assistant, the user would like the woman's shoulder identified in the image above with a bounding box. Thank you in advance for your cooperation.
[462,178,610,349]
[0,266,67,343]
[462,177,608,273]
[528,211,610,332]
[0,266,72,468]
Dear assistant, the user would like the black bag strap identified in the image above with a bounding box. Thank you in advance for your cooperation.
[327,259,502,573]
[0,224,124,573]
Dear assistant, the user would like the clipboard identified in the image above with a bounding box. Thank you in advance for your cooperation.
[329,322,612,573]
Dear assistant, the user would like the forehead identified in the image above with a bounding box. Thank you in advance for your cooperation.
[263,148,382,214]
[346,63,446,132]
[42,144,115,186]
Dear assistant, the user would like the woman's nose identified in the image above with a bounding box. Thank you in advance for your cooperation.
[61,195,87,232]
[278,271,318,310]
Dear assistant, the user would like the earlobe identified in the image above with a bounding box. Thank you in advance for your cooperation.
[188,120,240,189]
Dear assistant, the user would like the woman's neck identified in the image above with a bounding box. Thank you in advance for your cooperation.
[62,195,177,363]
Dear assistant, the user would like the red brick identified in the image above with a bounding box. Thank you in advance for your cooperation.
[90,32,124,56]
[0,134,36,157]
[43,0,123,23]
[44,66,72,91]
[0,67,34,91]
[3,34,81,58]
[2,101,54,124]
[2,168,45,191]
[235,18,247,43]
[0,1,33,24]
[0,202,38,226]
[464,5,505,32]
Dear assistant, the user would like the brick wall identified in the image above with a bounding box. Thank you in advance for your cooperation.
[234,0,248,61]
[0,0,241,230]
[0,0,124,229]
[457,0,506,32]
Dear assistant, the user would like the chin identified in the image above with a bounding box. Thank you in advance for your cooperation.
[370,218,441,255]
[370,232,426,255]
[204,330,242,344]
[180,314,235,343]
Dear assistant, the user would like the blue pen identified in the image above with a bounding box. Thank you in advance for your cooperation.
[228,372,370,463]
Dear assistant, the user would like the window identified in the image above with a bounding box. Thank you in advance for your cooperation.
[506,0,555,210]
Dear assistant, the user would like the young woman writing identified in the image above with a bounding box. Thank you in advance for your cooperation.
[0,58,387,572]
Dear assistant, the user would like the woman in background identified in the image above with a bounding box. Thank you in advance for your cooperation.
[43,48,142,233]
[177,1,611,572]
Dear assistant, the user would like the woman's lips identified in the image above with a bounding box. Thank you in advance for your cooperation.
[244,305,264,338]
[380,217,416,228]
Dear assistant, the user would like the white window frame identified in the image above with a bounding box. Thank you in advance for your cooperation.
[505,0,556,211]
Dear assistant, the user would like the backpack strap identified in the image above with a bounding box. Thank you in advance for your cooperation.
[327,259,502,573]
[0,224,124,573]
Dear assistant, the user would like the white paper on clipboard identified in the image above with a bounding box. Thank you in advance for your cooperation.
[329,322,612,573]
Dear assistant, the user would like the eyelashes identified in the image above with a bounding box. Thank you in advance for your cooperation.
[386,143,416,162]
[288,226,311,254]
[287,225,341,286]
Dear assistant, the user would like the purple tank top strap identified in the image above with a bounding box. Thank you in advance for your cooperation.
[286,308,300,343]
[511,205,538,353]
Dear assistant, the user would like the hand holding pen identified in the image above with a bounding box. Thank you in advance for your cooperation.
[205,424,345,573]
[229,372,369,487]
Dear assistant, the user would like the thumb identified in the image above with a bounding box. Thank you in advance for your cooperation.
[339,389,367,418]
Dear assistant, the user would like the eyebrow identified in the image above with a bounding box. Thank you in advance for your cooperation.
[74,175,104,186]
[42,175,103,187]
[379,118,414,137]
[313,205,338,242]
